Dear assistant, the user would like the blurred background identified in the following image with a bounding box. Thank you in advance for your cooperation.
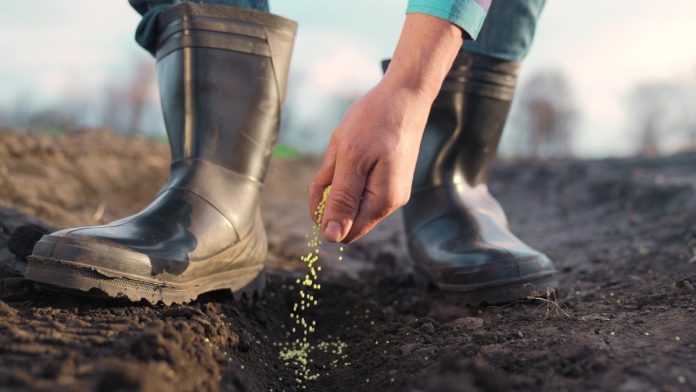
[1,0,695,158]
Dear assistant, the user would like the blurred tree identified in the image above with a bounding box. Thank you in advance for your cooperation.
[516,70,578,159]
[102,57,156,135]
[278,67,360,153]
[27,108,78,133]
[102,82,128,132]
[683,69,696,148]
[126,60,156,135]
[278,69,306,146]
[4,92,34,129]
[626,79,696,156]
[628,82,671,156]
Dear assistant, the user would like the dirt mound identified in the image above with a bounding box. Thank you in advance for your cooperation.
[0,130,694,391]
[0,129,169,228]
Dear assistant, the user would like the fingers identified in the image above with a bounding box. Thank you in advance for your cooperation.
[308,131,409,244]
[308,139,337,222]
[313,139,337,186]
[307,183,324,224]
[342,161,410,243]
[320,151,371,243]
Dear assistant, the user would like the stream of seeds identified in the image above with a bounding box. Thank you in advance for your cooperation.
[276,185,348,385]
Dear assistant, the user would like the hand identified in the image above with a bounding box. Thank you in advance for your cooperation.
[308,80,432,243]
[307,13,464,243]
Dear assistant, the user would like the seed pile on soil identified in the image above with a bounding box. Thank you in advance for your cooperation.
[0,129,695,391]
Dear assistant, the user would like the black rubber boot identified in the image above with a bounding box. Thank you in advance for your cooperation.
[25,3,297,304]
[387,53,558,305]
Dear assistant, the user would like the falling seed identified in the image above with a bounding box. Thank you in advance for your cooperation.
[277,185,350,382]
[678,375,686,384]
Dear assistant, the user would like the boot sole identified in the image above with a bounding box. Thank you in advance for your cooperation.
[25,256,265,305]
[435,270,559,306]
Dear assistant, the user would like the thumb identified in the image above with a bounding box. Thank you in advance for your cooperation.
[321,156,369,243]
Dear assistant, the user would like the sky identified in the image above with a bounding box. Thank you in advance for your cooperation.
[1,0,695,157]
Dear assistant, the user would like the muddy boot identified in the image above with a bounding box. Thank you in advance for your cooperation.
[389,53,558,305]
[25,3,297,304]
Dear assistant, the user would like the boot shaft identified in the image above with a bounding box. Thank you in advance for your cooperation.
[413,52,519,190]
[154,3,297,183]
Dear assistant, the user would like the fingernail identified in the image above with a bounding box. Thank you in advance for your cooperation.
[324,221,343,243]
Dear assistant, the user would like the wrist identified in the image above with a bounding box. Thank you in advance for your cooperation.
[381,62,443,102]
[381,13,463,103]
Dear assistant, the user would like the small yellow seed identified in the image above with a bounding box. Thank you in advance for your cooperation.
[278,185,352,382]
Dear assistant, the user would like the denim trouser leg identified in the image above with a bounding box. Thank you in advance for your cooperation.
[463,0,546,62]
[129,0,270,54]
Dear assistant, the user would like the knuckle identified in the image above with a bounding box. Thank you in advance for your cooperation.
[341,142,362,159]
[339,143,373,172]
[399,191,411,206]
[384,186,410,210]
[396,186,412,207]
[370,201,390,220]
[385,194,401,210]
[330,190,360,214]
[372,197,396,219]
[369,193,408,222]
[377,142,395,157]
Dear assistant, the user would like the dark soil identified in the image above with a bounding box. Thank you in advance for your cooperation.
[0,129,694,392]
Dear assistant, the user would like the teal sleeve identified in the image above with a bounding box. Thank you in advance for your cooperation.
[406,0,489,39]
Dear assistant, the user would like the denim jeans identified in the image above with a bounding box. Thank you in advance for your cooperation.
[463,0,545,61]
[129,0,270,54]
[130,0,543,61]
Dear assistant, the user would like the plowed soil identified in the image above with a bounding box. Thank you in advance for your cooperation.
[0,129,694,391]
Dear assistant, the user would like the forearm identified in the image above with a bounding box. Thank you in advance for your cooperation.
[310,13,467,243]
[382,13,465,102]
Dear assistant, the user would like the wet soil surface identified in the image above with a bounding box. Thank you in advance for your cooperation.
[0,129,694,391]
